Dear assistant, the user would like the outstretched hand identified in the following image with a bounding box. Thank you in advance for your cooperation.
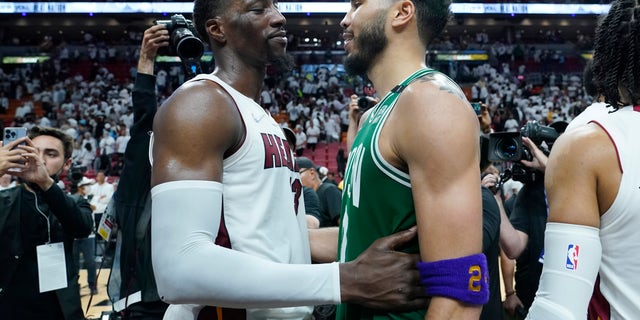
[340,226,428,312]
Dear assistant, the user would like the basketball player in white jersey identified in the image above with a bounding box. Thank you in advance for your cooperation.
[149,1,426,319]
[527,1,640,319]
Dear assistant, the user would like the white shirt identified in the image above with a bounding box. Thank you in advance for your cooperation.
[89,182,115,214]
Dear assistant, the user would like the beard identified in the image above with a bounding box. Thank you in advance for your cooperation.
[343,11,388,76]
[268,53,296,74]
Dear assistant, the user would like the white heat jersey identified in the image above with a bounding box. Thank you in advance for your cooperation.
[565,102,610,133]
[200,74,312,319]
[590,106,640,320]
[151,73,313,319]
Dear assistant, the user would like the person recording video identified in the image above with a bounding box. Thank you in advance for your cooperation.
[0,126,93,320]
[493,121,565,318]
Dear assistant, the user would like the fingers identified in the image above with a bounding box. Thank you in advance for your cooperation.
[1,136,27,150]
[143,25,170,48]
[372,226,418,251]
[521,137,540,153]
[481,174,497,188]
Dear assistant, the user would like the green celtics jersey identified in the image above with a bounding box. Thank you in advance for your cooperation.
[336,69,438,320]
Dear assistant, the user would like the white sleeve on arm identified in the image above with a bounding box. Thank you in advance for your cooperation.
[526,222,601,320]
[151,180,341,308]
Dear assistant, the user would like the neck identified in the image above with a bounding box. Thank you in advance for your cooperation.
[211,55,268,102]
[367,41,427,97]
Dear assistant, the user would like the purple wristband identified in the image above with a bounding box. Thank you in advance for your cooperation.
[417,253,489,305]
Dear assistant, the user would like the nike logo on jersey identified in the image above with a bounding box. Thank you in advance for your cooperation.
[252,112,267,123]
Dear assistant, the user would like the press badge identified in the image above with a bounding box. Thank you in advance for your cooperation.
[98,213,115,241]
[36,242,67,292]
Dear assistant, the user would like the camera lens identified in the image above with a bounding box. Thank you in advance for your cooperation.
[173,28,204,60]
[496,137,519,160]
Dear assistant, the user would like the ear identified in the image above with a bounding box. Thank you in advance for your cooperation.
[206,17,226,44]
[63,157,73,173]
[391,0,415,28]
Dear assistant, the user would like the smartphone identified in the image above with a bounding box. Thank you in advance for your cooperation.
[471,102,482,115]
[3,127,27,172]
[3,127,27,148]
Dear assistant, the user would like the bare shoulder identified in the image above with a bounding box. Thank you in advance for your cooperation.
[390,73,479,162]
[547,122,614,173]
[397,73,475,129]
[151,79,244,185]
[381,73,480,175]
[154,79,240,135]
[545,123,618,225]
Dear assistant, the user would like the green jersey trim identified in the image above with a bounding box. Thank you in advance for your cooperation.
[367,68,438,188]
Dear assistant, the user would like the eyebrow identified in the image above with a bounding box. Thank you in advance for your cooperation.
[38,147,61,155]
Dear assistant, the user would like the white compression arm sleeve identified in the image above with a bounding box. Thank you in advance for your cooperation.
[526,222,601,320]
[151,180,340,308]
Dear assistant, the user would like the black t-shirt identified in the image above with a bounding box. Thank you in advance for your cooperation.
[315,182,342,227]
[480,187,501,320]
[303,186,321,219]
[509,179,547,310]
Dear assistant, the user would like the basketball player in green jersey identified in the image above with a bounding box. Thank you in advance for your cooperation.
[337,0,488,319]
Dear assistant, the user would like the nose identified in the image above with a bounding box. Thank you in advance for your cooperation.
[340,11,351,30]
[272,6,287,28]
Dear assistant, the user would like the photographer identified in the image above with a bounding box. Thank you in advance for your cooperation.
[498,132,554,319]
[107,23,170,319]
[0,127,93,320]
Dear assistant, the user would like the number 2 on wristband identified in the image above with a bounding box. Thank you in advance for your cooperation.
[468,265,482,292]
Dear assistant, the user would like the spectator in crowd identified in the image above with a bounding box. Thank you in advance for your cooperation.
[294,124,307,157]
[0,126,93,320]
[148,0,427,319]
[337,0,487,319]
[297,156,342,228]
[95,129,115,173]
[87,170,115,258]
[70,177,98,296]
[528,1,640,318]
[0,91,8,114]
[306,118,321,153]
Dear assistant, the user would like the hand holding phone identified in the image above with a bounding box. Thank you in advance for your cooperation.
[471,102,482,115]
[3,127,27,147]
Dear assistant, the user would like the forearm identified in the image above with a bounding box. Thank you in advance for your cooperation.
[498,201,526,259]
[137,52,156,75]
[308,227,339,263]
[42,184,93,237]
[424,297,481,320]
[152,181,341,307]
[499,250,516,294]
[346,118,359,151]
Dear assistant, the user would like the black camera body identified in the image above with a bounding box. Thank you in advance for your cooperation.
[357,96,374,111]
[154,14,204,61]
[487,121,558,183]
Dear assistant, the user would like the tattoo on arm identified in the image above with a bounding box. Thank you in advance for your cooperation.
[417,73,468,102]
